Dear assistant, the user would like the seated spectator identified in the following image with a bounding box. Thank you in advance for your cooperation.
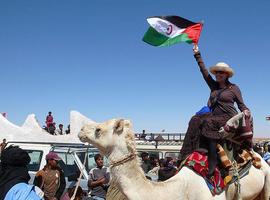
[88,154,110,200]
[56,124,65,135]
[0,146,43,200]
[65,124,71,134]
[48,123,56,135]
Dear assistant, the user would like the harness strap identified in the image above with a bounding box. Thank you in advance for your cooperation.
[110,153,136,168]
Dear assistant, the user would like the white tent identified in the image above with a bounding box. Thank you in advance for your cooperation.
[0,111,94,143]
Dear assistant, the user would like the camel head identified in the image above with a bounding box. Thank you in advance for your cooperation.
[78,119,135,156]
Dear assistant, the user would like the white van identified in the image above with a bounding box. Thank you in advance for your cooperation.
[7,141,108,194]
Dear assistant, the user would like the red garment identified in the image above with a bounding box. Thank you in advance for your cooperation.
[184,151,225,195]
[46,115,53,128]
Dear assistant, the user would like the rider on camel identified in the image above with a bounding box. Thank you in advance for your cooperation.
[180,45,250,177]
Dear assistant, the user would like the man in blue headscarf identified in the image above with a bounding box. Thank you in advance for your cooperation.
[0,146,43,200]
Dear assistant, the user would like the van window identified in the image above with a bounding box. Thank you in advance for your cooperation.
[87,151,100,171]
[138,151,163,159]
[56,152,83,179]
[75,151,87,169]
[165,152,179,159]
[24,150,43,172]
[87,151,109,172]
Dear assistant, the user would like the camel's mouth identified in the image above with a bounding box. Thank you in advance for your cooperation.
[78,131,98,147]
[78,131,92,143]
[78,135,87,143]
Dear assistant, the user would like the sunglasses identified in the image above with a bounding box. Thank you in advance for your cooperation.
[215,71,225,74]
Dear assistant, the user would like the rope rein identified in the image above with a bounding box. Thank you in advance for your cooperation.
[70,151,87,200]
[232,160,242,200]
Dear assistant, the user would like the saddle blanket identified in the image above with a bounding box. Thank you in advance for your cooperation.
[184,151,225,195]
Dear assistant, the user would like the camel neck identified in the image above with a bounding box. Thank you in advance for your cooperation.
[110,156,150,194]
[109,158,189,200]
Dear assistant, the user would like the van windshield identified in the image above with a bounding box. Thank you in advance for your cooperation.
[25,149,43,172]
[75,150,109,173]
[57,152,82,179]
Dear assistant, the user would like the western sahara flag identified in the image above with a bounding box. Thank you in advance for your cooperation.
[143,16,203,47]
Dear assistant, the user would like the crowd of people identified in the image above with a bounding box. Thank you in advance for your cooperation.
[0,139,270,200]
[254,142,270,165]
[140,152,179,181]
[0,144,190,200]
[0,145,106,200]
[44,111,70,135]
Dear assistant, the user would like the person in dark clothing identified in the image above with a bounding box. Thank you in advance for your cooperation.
[140,152,151,173]
[34,152,66,200]
[48,123,56,135]
[0,138,7,152]
[180,45,250,177]
[65,124,71,134]
[158,158,177,181]
[0,146,42,200]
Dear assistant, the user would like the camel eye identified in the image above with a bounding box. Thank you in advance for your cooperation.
[95,128,101,137]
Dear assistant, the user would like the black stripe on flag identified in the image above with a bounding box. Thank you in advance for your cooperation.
[159,16,196,29]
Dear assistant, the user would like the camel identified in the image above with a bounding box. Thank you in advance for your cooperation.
[78,118,270,200]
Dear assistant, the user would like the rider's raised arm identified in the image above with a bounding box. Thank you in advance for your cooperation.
[193,45,216,91]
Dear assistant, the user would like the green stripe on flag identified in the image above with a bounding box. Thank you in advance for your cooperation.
[142,27,169,46]
[160,33,193,46]
[143,26,193,47]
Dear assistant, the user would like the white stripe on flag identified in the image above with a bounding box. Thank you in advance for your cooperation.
[147,17,186,38]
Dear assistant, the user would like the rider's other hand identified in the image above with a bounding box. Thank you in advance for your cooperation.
[243,110,251,117]
[193,44,199,54]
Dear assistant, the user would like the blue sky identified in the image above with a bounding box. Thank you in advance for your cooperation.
[1,0,270,137]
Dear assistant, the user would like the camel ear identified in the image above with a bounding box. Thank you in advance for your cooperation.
[124,119,132,129]
[114,119,124,134]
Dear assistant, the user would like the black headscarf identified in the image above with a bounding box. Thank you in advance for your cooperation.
[0,146,31,200]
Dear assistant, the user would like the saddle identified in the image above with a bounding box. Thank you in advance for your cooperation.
[217,111,261,183]
[216,143,261,184]
[182,143,262,195]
